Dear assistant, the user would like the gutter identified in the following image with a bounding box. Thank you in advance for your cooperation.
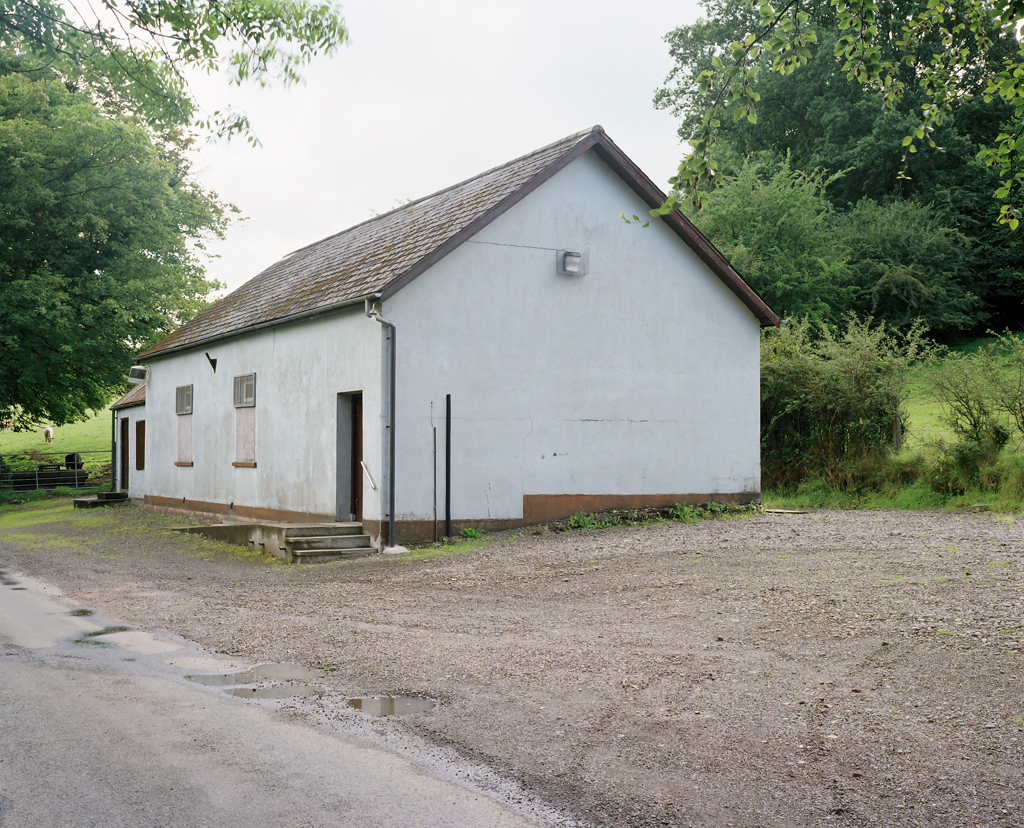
[365,297,396,548]
[138,295,378,361]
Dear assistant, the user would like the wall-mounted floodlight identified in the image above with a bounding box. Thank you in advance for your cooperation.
[556,249,589,276]
[127,365,148,384]
[205,352,218,373]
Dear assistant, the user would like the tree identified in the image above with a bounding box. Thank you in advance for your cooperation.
[1,2,346,428]
[837,199,983,336]
[0,0,348,137]
[658,0,1024,229]
[0,70,227,428]
[685,154,853,322]
[657,0,1024,332]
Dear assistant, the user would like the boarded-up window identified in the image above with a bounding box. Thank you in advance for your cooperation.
[135,420,146,471]
[235,407,256,465]
[175,384,193,465]
[175,384,193,415]
[233,372,256,466]
[177,415,193,465]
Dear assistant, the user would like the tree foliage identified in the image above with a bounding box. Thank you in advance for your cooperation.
[0,0,348,137]
[0,71,226,428]
[686,154,983,334]
[660,0,1024,333]
[657,0,1024,228]
[684,155,852,322]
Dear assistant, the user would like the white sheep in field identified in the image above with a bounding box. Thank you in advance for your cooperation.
[43,426,53,444]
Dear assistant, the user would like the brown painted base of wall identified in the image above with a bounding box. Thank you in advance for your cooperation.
[145,491,759,547]
[144,495,332,525]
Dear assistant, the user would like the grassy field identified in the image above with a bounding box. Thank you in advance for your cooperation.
[902,333,1024,448]
[0,408,113,457]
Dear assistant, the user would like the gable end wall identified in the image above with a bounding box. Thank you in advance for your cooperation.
[385,149,761,539]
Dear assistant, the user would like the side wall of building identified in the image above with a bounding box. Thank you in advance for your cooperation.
[141,306,384,525]
[386,149,762,540]
[113,403,146,500]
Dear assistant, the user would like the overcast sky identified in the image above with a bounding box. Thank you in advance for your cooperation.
[187,0,704,294]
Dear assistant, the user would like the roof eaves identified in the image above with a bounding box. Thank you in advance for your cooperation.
[110,383,146,410]
[138,293,375,360]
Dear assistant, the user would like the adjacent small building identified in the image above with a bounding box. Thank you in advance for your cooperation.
[128,126,778,545]
[110,382,146,500]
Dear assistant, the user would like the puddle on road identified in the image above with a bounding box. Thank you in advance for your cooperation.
[186,663,322,686]
[346,696,435,716]
[223,685,324,699]
[184,664,434,714]
[73,626,131,647]
[82,626,130,637]
[69,609,95,617]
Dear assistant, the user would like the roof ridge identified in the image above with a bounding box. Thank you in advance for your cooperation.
[279,126,604,262]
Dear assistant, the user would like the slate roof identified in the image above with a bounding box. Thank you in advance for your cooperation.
[140,126,777,359]
[110,382,146,410]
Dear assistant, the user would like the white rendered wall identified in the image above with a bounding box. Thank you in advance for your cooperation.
[387,149,762,522]
[143,306,383,520]
[114,405,146,500]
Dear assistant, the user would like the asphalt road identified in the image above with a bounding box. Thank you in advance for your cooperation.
[0,570,539,828]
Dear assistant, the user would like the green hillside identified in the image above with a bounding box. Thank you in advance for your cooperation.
[0,408,113,458]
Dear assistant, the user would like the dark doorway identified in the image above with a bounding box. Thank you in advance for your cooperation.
[135,420,146,471]
[336,392,363,522]
[351,392,363,519]
[119,417,129,491]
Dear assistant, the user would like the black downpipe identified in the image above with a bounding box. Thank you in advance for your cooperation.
[387,325,396,547]
[445,394,452,538]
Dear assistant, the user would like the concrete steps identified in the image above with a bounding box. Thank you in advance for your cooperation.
[73,491,130,509]
[284,523,376,564]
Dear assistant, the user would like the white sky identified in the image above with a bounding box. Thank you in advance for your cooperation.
[186,0,704,294]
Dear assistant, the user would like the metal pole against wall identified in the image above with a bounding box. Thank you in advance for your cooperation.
[445,394,452,538]
[432,401,438,543]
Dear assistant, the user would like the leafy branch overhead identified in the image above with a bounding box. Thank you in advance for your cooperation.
[667,0,1024,228]
[0,0,348,138]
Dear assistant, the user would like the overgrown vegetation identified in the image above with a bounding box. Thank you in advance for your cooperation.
[761,316,932,489]
[558,502,759,532]
[764,325,1024,511]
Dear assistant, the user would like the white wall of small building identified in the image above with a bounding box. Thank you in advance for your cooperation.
[113,404,146,500]
[386,148,762,523]
[143,306,384,521]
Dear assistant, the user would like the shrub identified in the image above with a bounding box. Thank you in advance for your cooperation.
[458,527,483,540]
[761,315,932,489]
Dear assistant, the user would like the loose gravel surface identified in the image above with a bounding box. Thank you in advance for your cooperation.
[2,501,1024,827]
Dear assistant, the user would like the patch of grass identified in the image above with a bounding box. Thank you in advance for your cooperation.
[0,500,75,528]
[0,407,113,455]
[402,536,489,561]
[0,485,108,508]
